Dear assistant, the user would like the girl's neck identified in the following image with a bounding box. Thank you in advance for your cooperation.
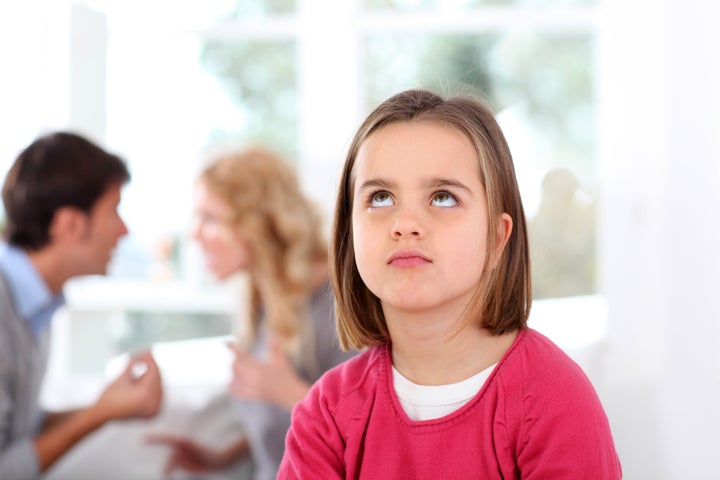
[387,308,517,386]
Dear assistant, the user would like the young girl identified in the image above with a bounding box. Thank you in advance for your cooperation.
[149,147,354,479]
[278,89,622,478]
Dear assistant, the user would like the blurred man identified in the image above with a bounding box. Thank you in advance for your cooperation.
[0,131,163,479]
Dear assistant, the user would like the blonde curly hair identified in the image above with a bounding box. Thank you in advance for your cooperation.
[199,147,328,356]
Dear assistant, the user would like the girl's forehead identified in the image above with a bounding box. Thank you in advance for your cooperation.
[352,121,481,180]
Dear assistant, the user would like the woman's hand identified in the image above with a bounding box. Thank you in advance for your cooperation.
[227,339,310,410]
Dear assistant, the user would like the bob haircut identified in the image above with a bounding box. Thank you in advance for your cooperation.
[198,147,328,353]
[2,131,130,250]
[330,88,531,351]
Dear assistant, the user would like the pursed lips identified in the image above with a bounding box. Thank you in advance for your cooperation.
[386,250,432,268]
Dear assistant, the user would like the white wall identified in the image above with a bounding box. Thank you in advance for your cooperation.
[599,0,720,477]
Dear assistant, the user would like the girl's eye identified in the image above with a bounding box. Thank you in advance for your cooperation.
[431,191,458,207]
[369,191,394,207]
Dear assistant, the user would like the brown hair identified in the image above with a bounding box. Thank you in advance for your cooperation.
[199,147,328,352]
[331,89,531,350]
[2,131,130,249]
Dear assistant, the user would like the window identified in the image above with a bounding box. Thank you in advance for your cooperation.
[2,0,602,367]
[101,0,599,299]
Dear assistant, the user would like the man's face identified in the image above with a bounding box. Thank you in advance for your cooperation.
[74,183,128,276]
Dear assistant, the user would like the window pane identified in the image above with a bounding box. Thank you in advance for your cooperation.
[219,0,297,18]
[0,2,53,210]
[364,0,596,10]
[106,33,297,280]
[104,0,297,28]
[112,311,232,354]
[200,40,298,155]
[365,32,597,298]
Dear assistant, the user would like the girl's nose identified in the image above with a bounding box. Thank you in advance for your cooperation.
[391,208,424,239]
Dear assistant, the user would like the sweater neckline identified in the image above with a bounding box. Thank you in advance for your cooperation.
[380,328,528,428]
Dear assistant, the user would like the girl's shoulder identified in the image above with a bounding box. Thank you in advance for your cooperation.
[302,345,388,425]
[501,327,579,363]
[489,329,621,477]
[316,345,386,396]
[508,327,578,363]
[494,328,601,404]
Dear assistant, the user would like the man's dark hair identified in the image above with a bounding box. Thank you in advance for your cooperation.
[1,131,130,249]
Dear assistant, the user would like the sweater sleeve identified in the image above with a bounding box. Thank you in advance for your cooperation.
[513,355,622,479]
[0,373,40,480]
[278,376,346,480]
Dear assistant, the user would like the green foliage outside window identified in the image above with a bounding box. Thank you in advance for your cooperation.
[219,0,297,17]
[365,33,594,180]
[365,0,595,10]
[199,40,298,158]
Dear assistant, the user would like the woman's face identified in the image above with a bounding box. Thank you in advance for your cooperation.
[191,181,252,279]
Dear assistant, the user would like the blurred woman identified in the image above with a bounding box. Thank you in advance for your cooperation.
[149,147,353,480]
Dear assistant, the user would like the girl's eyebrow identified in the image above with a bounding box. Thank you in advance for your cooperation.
[356,177,473,195]
[423,178,472,194]
[356,178,397,192]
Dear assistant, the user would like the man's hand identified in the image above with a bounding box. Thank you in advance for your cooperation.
[34,350,163,472]
[95,350,163,421]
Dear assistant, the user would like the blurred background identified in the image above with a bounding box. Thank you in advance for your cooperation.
[0,0,718,478]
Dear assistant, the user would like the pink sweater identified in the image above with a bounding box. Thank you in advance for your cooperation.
[278,328,621,479]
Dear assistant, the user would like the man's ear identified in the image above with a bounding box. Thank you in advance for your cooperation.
[490,213,513,268]
[48,207,88,244]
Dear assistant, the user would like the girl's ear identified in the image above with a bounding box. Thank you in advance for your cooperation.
[48,207,88,245]
[491,213,513,268]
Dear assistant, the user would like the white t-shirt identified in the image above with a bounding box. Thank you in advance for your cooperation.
[392,363,497,421]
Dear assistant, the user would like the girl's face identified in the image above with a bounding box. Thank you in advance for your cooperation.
[351,120,502,319]
[191,181,252,279]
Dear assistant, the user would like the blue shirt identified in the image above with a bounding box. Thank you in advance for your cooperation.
[0,242,64,339]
